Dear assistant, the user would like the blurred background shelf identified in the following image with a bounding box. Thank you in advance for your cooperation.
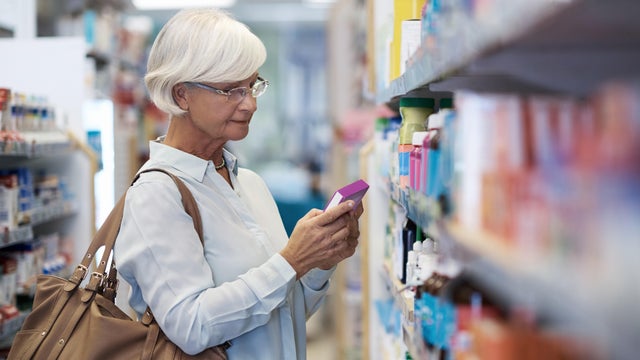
[0,312,27,348]
[378,0,640,105]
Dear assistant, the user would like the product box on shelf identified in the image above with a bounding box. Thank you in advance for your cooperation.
[390,0,424,81]
[0,87,71,157]
[0,256,17,306]
[0,174,19,231]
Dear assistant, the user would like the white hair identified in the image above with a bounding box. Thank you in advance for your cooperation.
[145,8,267,116]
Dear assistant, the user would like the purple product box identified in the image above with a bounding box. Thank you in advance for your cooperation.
[324,179,369,211]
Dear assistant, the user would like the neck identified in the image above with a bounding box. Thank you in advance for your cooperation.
[164,115,226,161]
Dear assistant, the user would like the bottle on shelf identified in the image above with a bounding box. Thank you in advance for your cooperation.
[400,218,418,284]
[0,88,10,147]
[416,236,439,283]
[410,131,429,191]
[398,97,435,188]
[406,228,426,285]
[437,101,457,216]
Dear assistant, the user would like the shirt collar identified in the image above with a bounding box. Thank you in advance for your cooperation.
[148,137,239,182]
[225,148,239,176]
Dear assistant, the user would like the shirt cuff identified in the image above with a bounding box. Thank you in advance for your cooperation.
[238,254,297,301]
[271,253,297,281]
[301,266,335,291]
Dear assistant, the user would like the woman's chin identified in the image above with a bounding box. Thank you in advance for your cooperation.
[229,128,250,141]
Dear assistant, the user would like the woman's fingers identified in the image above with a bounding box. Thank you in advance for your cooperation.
[316,201,355,226]
[285,199,363,276]
[352,203,364,219]
[303,208,324,220]
[332,226,350,242]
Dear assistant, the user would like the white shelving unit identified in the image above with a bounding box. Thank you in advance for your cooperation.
[0,133,97,351]
[364,0,640,359]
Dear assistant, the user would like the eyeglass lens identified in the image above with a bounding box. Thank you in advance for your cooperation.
[228,78,268,102]
[186,78,268,102]
[252,79,268,97]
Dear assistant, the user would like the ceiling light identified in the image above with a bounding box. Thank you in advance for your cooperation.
[132,0,237,10]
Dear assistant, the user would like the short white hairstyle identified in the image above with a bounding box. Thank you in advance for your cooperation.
[145,8,267,116]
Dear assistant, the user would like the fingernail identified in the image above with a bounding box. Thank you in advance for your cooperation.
[347,201,355,208]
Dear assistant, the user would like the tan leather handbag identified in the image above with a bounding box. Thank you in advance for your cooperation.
[7,168,231,359]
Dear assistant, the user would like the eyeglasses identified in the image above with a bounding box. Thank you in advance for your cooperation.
[185,77,270,102]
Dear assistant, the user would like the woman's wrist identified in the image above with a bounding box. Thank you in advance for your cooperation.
[279,248,308,280]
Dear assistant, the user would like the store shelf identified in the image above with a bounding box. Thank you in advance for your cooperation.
[443,223,540,274]
[0,140,73,159]
[387,180,443,239]
[440,226,569,323]
[382,262,412,320]
[377,0,568,103]
[30,200,77,227]
[382,260,446,360]
[395,187,611,308]
[0,131,95,329]
[364,1,640,358]
[0,200,76,249]
[378,0,640,104]
[0,138,80,249]
[381,262,421,357]
[0,226,33,248]
[388,185,637,358]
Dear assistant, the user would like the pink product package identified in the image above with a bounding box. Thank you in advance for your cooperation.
[324,179,370,211]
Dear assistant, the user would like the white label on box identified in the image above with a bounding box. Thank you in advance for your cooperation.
[400,20,422,75]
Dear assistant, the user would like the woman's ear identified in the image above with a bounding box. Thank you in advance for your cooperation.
[172,84,189,111]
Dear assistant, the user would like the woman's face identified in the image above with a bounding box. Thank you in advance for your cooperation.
[183,73,260,143]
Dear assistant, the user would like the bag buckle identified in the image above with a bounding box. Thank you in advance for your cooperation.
[69,265,88,284]
[104,275,118,292]
[64,265,88,291]
[85,272,104,292]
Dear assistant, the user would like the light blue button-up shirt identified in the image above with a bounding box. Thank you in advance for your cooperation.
[114,140,334,359]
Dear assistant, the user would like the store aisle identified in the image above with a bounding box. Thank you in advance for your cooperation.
[307,328,338,359]
[306,305,338,360]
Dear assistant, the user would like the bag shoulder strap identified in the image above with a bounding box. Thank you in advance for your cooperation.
[131,168,206,326]
[68,168,204,293]
[134,168,204,241]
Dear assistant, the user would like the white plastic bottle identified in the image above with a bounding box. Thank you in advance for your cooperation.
[416,237,438,282]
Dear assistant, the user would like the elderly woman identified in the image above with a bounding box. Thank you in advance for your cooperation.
[113,8,363,360]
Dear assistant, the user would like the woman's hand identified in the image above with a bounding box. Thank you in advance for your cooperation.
[280,201,364,279]
[317,202,363,270]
